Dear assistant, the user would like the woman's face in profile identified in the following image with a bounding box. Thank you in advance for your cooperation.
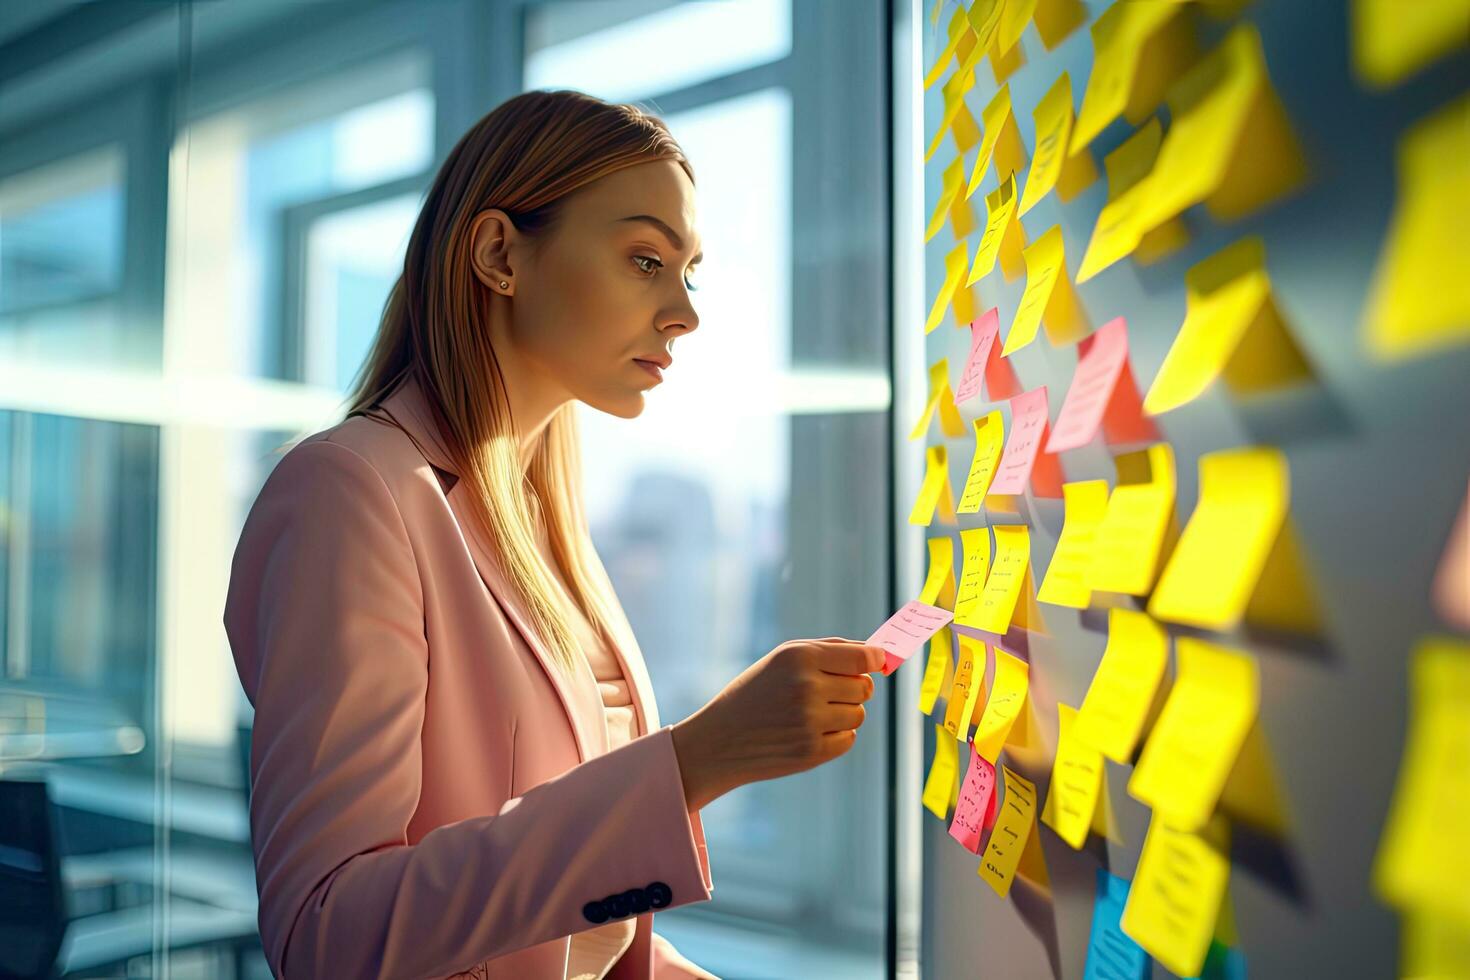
[475,158,702,420]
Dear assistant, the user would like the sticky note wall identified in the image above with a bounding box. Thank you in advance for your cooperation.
[910,1,1470,977]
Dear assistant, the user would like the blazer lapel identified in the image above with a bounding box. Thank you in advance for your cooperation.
[375,378,608,762]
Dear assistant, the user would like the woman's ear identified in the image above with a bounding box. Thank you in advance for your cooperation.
[469,209,519,295]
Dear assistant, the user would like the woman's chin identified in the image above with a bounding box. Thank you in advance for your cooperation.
[582,390,646,420]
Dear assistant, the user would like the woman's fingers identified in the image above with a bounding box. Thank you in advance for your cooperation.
[819,702,867,734]
[820,672,875,704]
[809,640,884,676]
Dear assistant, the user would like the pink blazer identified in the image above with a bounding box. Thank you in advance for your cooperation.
[224,377,715,979]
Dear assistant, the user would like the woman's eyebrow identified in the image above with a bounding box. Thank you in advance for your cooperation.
[616,214,703,264]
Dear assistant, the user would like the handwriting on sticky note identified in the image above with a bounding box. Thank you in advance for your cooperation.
[977,764,1039,898]
[1373,636,1470,924]
[1128,637,1258,831]
[968,176,1022,286]
[1043,703,1106,850]
[954,310,1001,406]
[1021,72,1097,215]
[973,646,1030,762]
[1083,870,1151,980]
[1038,480,1110,609]
[1046,318,1155,452]
[1088,443,1178,596]
[971,525,1031,635]
[1077,608,1169,763]
[958,412,1006,514]
[1121,813,1231,978]
[989,387,1056,497]
[953,528,993,628]
[943,634,986,739]
[949,741,999,854]
[869,601,955,676]
[922,722,961,819]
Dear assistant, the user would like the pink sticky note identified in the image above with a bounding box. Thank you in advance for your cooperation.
[948,741,999,854]
[988,387,1064,498]
[1045,318,1157,452]
[1434,481,1470,630]
[954,311,1001,406]
[869,601,955,675]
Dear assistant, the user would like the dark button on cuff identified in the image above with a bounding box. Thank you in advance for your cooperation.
[626,888,651,914]
[646,881,673,908]
[582,900,610,924]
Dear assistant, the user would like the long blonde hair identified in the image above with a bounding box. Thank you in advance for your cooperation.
[343,89,694,675]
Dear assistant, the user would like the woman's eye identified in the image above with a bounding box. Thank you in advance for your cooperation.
[634,255,698,292]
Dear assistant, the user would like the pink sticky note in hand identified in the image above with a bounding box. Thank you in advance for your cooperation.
[948,741,999,854]
[988,386,1064,498]
[1045,317,1157,452]
[868,601,955,675]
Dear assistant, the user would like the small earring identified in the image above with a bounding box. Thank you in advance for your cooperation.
[499,281,509,290]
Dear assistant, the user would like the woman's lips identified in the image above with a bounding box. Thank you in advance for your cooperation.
[634,359,664,382]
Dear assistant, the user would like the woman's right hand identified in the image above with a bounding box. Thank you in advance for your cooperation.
[669,638,884,811]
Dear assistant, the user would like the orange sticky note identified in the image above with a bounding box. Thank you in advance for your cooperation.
[1020,72,1098,215]
[909,444,957,526]
[967,175,1027,285]
[1071,1,1197,154]
[977,764,1039,898]
[954,309,1005,406]
[1004,225,1091,355]
[957,412,1006,514]
[1042,703,1107,849]
[1144,237,1313,416]
[1045,318,1156,453]
[966,85,1030,199]
[954,527,994,629]
[943,632,985,739]
[925,241,971,334]
[1434,482,1470,631]
[1038,479,1110,609]
[1087,443,1178,597]
[1128,637,1258,831]
[1149,447,1320,634]
[1076,608,1170,764]
[989,387,1064,498]
[1077,119,1190,283]
[949,740,1000,853]
[974,646,1030,762]
[971,526,1032,636]
[1134,24,1308,234]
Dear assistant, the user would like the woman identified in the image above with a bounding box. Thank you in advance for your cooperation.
[223,89,884,980]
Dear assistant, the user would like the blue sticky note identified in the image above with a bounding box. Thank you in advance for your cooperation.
[1083,870,1150,980]
[1186,941,1247,980]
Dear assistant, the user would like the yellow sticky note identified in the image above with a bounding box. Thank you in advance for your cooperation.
[953,527,994,629]
[1129,637,1258,831]
[977,764,1039,898]
[966,85,1030,199]
[1135,24,1307,234]
[909,444,957,527]
[1042,703,1106,850]
[972,524,1030,634]
[1033,0,1086,50]
[918,625,955,715]
[922,722,961,818]
[923,6,970,90]
[1071,2,1196,154]
[973,646,1030,762]
[1144,237,1312,415]
[1077,118,1190,283]
[943,634,985,739]
[920,535,957,607]
[958,411,1006,513]
[926,155,968,242]
[1401,911,1470,980]
[1150,446,1319,633]
[1373,636,1470,927]
[1121,812,1231,977]
[1076,608,1169,764]
[1087,443,1178,596]
[1005,225,1090,355]
[996,0,1037,55]
[925,63,979,162]
[967,0,1006,50]
[1038,479,1109,609]
[967,175,1027,287]
[1020,72,1098,216]
[1352,0,1470,87]
[909,358,967,441]
[1363,95,1470,361]
[924,241,970,335]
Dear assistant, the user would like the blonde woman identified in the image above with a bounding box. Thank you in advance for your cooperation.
[223,89,884,980]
